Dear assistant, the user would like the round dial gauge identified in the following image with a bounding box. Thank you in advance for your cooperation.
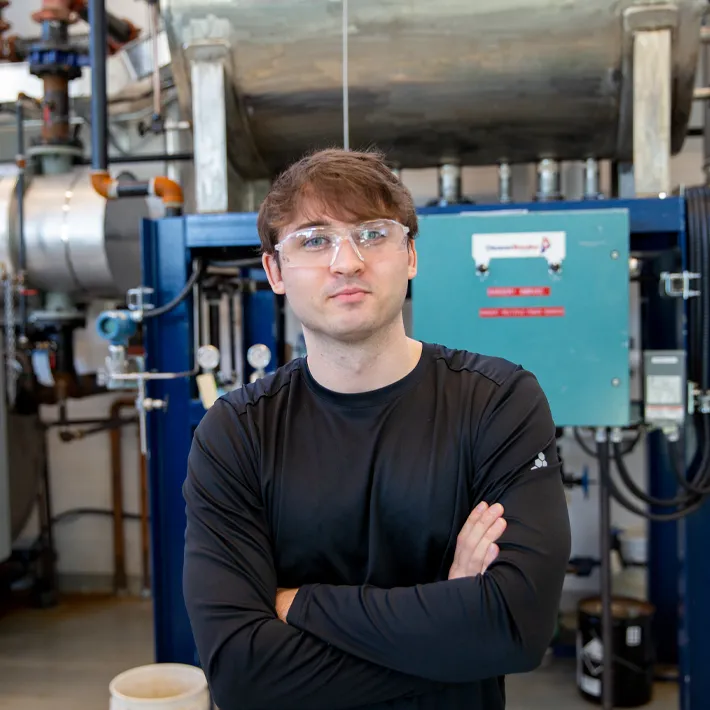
[197,345,220,371]
[247,343,272,370]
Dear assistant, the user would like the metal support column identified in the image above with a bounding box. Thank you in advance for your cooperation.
[624,5,677,196]
[142,215,197,665]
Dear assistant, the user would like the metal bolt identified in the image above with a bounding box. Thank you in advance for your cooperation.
[611,378,620,387]
[611,250,619,260]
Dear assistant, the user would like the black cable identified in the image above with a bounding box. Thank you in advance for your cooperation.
[667,418,710,495]
[603,443,706,521]
[574,427,641,458]
[612,442,704,507]
[142,260,204,319]
[687,188,701,384]
[700,187,710,393]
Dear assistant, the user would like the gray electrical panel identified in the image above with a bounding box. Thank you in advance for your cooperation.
[643,350,687,426]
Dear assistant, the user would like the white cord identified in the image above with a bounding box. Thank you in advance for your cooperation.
[342,0,350,150]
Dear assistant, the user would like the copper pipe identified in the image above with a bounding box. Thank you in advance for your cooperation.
[139,448,150,594]
[90,170,114,199]
[110,397,134,593]
[90,170,184,210]
[151,176,184,209]
[41,74,70,144]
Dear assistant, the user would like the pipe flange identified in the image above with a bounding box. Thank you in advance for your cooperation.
[26,143,83,159]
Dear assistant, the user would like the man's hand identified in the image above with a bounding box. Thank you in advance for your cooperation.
[448,502,506,580]
[276,588,299,622]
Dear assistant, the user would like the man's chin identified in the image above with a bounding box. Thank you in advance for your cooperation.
[314,317,379,343]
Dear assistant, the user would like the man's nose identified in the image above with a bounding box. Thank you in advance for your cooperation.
[330,237,364,274]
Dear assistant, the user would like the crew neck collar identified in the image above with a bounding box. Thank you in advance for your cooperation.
[301,341,435,408]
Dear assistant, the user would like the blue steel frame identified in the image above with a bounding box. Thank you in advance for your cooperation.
[140,197,709,710]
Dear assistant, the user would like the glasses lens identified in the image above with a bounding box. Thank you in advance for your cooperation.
[279,221,407,267]
[281,228,336,266]
[355,221,406,251]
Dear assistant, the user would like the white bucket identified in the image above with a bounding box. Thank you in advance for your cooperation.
[109,663,211,710]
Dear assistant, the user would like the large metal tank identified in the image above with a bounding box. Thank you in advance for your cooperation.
[0,167,150,300]
[162,0,706,178]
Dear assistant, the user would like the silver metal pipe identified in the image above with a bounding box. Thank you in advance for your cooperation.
[535,159,562,201]
[150,1,162,126]
[438,163,462,204]
[498,162,512,203]
[583,158,602,199]
[694,86,710,101]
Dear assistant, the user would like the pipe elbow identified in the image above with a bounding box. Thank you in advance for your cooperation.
[91,170,116,199]
[151,176,184,209]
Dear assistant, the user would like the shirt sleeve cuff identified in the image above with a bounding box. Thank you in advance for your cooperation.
[286,584,313,626]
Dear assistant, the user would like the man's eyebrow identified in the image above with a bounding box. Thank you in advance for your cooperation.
[293,220,331,231]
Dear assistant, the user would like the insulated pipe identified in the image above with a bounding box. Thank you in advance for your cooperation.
[88,0,108,171]
[90,171,184,214]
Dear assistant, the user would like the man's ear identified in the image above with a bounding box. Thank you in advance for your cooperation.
[407,239,418,280]
[263,252,286,294]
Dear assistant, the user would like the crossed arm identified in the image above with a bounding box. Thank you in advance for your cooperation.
[182,371,571,710]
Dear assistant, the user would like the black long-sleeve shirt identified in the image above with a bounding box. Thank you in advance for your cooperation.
[183,342,571,710]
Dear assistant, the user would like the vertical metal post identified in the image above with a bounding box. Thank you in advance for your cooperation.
[535,159,562,201]
[498,162,512,203]
[0,331,10,563]
[142,216,197,665]
[190,50,230,213]
[438,163,462,205]
[15,100,26,341]
[88,0,109,171]
[632,29,671,195]
[596,427,614,710]
[583,158,601,200]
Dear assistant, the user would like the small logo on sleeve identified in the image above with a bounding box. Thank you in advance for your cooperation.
[531,452,548,470]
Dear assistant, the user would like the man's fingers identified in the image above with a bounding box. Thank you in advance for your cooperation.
[481,543,499,574]
[457,501,489,540]
[452,501,489,570]
[457,516,507,577]
[449,502,506,579]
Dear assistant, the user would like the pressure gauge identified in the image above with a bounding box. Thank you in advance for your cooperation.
[197,345,220,372]
[247,344,272,371]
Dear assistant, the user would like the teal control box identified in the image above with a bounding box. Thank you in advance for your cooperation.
[412,209,630,427]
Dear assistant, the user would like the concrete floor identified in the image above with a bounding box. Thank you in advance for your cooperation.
[0,595,679,710]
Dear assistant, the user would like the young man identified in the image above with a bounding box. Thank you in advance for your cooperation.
[183,148,571,710]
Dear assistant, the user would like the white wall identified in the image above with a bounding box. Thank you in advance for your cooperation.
[6,0,708,602]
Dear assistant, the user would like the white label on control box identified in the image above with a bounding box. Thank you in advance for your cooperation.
[472,231,566,269]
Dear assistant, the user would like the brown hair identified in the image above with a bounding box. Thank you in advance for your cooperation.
[257,148,418,254]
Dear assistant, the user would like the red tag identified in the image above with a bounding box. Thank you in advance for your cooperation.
[486,287,551,297]
[479,307,565,318]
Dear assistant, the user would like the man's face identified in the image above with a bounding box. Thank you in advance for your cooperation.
[262,201,417,343]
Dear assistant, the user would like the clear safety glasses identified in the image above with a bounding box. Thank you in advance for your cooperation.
[274,219,410,268]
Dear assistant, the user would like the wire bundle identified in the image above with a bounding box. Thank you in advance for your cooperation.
[573,186,710,520]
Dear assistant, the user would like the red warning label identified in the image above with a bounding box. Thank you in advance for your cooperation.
[479,307,565,318]
[486,286,551,297]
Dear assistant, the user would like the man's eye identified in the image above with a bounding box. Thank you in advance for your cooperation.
[301,236,330,250]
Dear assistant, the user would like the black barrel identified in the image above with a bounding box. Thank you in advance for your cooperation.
[577,596,655,707]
